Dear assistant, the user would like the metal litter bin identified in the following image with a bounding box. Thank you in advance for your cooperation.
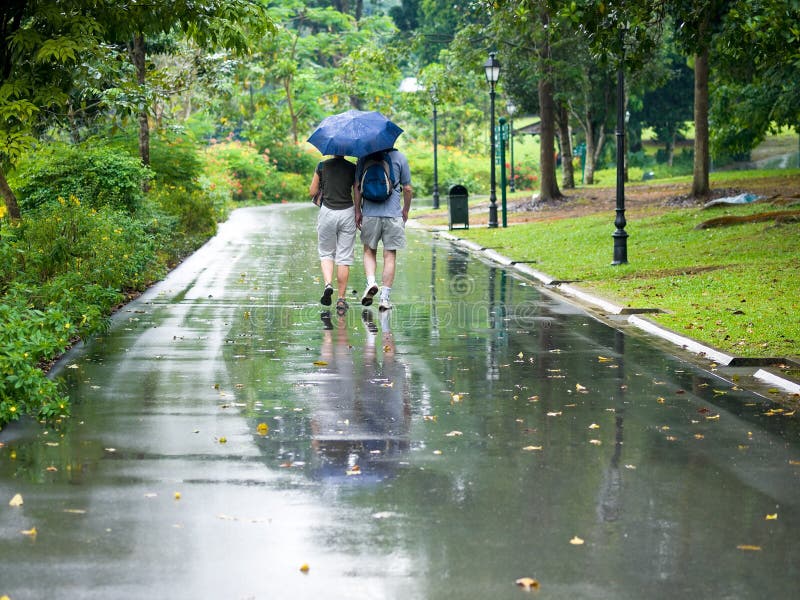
[448,184,469,230]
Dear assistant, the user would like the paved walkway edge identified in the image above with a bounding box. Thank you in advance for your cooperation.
[430,228,800,396]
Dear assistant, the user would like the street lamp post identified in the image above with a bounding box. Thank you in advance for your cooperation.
[612,64,628,265]
[506,100,517,192]
[484,52,501,228]
[430,84,440,210]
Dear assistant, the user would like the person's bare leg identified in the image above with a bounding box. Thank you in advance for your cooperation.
[381,249,396,288]
[363,245,377,282]
[321,258,334,286]
[336,265,349,300]
[320,258,334,305]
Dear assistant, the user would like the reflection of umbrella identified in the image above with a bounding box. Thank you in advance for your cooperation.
[307,110,403,157]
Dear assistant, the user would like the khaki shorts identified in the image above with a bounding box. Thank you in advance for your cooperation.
[317,206,356,265]
[360,216,406,251]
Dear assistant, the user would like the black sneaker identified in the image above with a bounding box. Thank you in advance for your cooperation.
[320,284,334,306]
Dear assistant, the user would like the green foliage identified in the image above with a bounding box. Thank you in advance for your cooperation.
[12,143,150,213]
[0,301,71,426]
[206,140,275,202]
[201,140,308,203]
[262,140,318,175]
[149,183,219,256]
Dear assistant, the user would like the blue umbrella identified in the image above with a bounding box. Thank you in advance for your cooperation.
[307,110,403,157]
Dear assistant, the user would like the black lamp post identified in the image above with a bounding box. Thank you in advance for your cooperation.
[612,63,628,265]
[484,52,501,228]
[430,83,440,209]
[506,100,517,192]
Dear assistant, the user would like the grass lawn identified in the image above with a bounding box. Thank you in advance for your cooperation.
[415,171,800,360]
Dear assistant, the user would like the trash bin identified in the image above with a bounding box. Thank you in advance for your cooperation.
[448,184,469,230]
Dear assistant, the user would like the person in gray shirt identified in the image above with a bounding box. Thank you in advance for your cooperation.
[354,149,412,311]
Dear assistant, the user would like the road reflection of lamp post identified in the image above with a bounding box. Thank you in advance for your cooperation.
[506,100,517,192]
[484,52,501,228]
[430,83,440,210]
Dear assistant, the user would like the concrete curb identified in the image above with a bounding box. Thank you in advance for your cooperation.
[427,226,800,397]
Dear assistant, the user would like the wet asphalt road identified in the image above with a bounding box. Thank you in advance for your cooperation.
[1,205,799,599]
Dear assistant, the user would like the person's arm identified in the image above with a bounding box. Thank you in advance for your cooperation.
[309,171,320,198]
[354,184,363,229]
[402,184,412,222]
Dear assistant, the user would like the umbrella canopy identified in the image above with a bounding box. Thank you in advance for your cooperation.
[307,110,403,158]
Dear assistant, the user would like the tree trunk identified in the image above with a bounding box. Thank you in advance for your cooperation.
[667,131,675,167]
[557,101,575,189]
[130,33,150,169]
[692,48,710,197]
[0,165,21,221]
[538,77,561,201]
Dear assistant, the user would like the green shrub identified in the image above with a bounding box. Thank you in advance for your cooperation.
[13,143,151,213]
[263,140,318,174]
[149,183,219,255]
[109,131,204,190]
[0,301,73,426]
[17,197,161,290]
[404,143,490,197]
[205,140,276,202]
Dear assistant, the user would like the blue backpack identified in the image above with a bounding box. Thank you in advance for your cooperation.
[360,151,396,203]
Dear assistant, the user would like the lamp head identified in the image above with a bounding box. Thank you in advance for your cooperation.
[484,52,500,86]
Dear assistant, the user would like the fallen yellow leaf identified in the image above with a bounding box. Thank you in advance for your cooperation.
[256,422,269,435]
[21,527,37,537]
[765,513,778,520]
[522,445,543,451]
[313,360,328,366]
[736,545,762,551]
[423,415,437,422]
[9,493,23,507]
[451,393,461,402]
[706,414,720,421]
[174,492,182,500]
[597,356,612,362]
[218,437,227,444]
[589,439,602,445]
[569,536,584,545]
[575,383,588,392]
[515,577,540,591]
[299,563,310,573]
[588,423,600,429]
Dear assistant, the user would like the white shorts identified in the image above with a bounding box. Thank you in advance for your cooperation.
[317,206,357,265]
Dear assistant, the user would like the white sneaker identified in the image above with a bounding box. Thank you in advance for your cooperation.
[361,283,379,306]
[378,297,392,311]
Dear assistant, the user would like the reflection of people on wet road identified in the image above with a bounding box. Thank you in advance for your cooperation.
[310,309,410,483]
[309,155,357,314]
